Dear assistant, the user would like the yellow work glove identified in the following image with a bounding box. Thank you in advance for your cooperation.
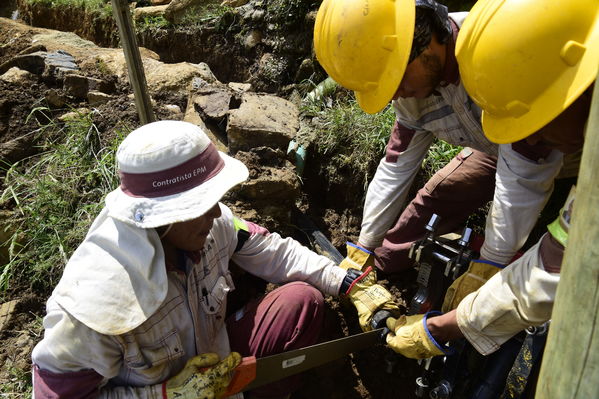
[385,312,450,359]
[162,352,241,399]
[339,242,375,271]
[441,259,504,313]
[339,243,400,331]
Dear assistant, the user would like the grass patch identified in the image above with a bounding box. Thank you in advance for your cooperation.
[26,0,112,17]
[136,15,171,31]
[421,139,463,178]
[302,87,461,192]
[302,94,395,191]
[0,365,33,396]
[0,109,126,300]
[135,2,235,32]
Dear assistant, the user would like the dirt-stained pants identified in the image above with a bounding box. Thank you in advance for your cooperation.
[375,148,498,273]
[226,281,325,398]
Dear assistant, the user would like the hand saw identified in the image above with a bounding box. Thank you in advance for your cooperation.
[224,327,389,396]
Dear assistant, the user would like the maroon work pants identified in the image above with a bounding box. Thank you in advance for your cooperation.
[226,281,325,398]
[375,148,497,273]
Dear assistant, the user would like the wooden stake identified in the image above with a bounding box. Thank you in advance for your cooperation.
[535,79,599,397]
[111,0,154,125]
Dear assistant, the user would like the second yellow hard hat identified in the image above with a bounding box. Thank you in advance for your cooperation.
[456,0,599,143]
[314,0,416,114]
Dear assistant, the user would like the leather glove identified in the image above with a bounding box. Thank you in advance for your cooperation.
[339,242,400,331]
[385,312,450,359]
[339,242,375,271]
[162,352,241,399]
[441,259,503,313]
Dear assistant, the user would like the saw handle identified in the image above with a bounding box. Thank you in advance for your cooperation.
[222,356,257,397]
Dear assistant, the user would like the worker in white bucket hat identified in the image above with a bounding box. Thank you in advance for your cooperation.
[31,120,400,399]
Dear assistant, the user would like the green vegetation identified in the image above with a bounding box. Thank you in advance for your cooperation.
[421,139,463,178]
[0,109,127,299]
[302,95,394,190]
[135,14,171,31]
[302,87,461,192]
[266,0,318,28]
[1,364,33,396]
[27,0,112,17]
[135,2,235,32]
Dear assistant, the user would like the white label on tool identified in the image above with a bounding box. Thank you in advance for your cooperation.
[282,355,306,368]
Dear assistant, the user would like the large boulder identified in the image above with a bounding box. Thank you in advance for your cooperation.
[227,93,299,153]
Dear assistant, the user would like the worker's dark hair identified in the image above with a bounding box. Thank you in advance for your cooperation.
[409,1,452,63]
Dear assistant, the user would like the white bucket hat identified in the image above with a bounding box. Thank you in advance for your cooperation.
[105,120,249,228]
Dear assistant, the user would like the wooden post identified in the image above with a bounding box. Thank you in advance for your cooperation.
[111,0,154,125]
[535,79,599,397]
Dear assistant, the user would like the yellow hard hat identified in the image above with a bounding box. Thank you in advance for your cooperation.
[456,0,599,144]
[314,0,416,114]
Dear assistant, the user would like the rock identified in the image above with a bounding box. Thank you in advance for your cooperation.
[133,5,169,21]
[0,67,34,84]
[243,29,262,50]
[221,0,249,7]
[0,135,36,164]
[0,19,215,96]
[43,50,79,76]
[237,165,300,201]
[295,58,314,82]
[0,50,79,77]
[64,74,89,99]
[126,93,157,107]
[59,108,91,122]
[233,147,300,226]
[151,0,172,5]
[87,76,116,94]
[227,93,299,153]
[251,9,265,22]
[87,91,113,106]
[17,44,47,55]
[143,59,220,94]
[0,53,45,75]
[183,95,228,152]
[0,299,19,333]
[163,104,182,116]
[45,89,67,108]
[228,82,252,93]
[189,86,232,121]
[253,53,288,90]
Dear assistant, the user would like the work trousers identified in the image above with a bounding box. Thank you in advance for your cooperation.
[375,148,498,273]
[227,281,325,398]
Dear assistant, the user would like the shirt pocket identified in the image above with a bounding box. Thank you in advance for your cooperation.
[122,329,185,385]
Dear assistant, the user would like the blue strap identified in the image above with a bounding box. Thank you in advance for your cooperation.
[422,311,456,356]
[472,259,505,269]
[346,241,373,254]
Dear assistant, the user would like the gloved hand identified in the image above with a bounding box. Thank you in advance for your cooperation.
[385,312,450,359]
[339,242,400,331]
[339,242,375,271]
[162,352,241,399]
[441,259,503,313]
